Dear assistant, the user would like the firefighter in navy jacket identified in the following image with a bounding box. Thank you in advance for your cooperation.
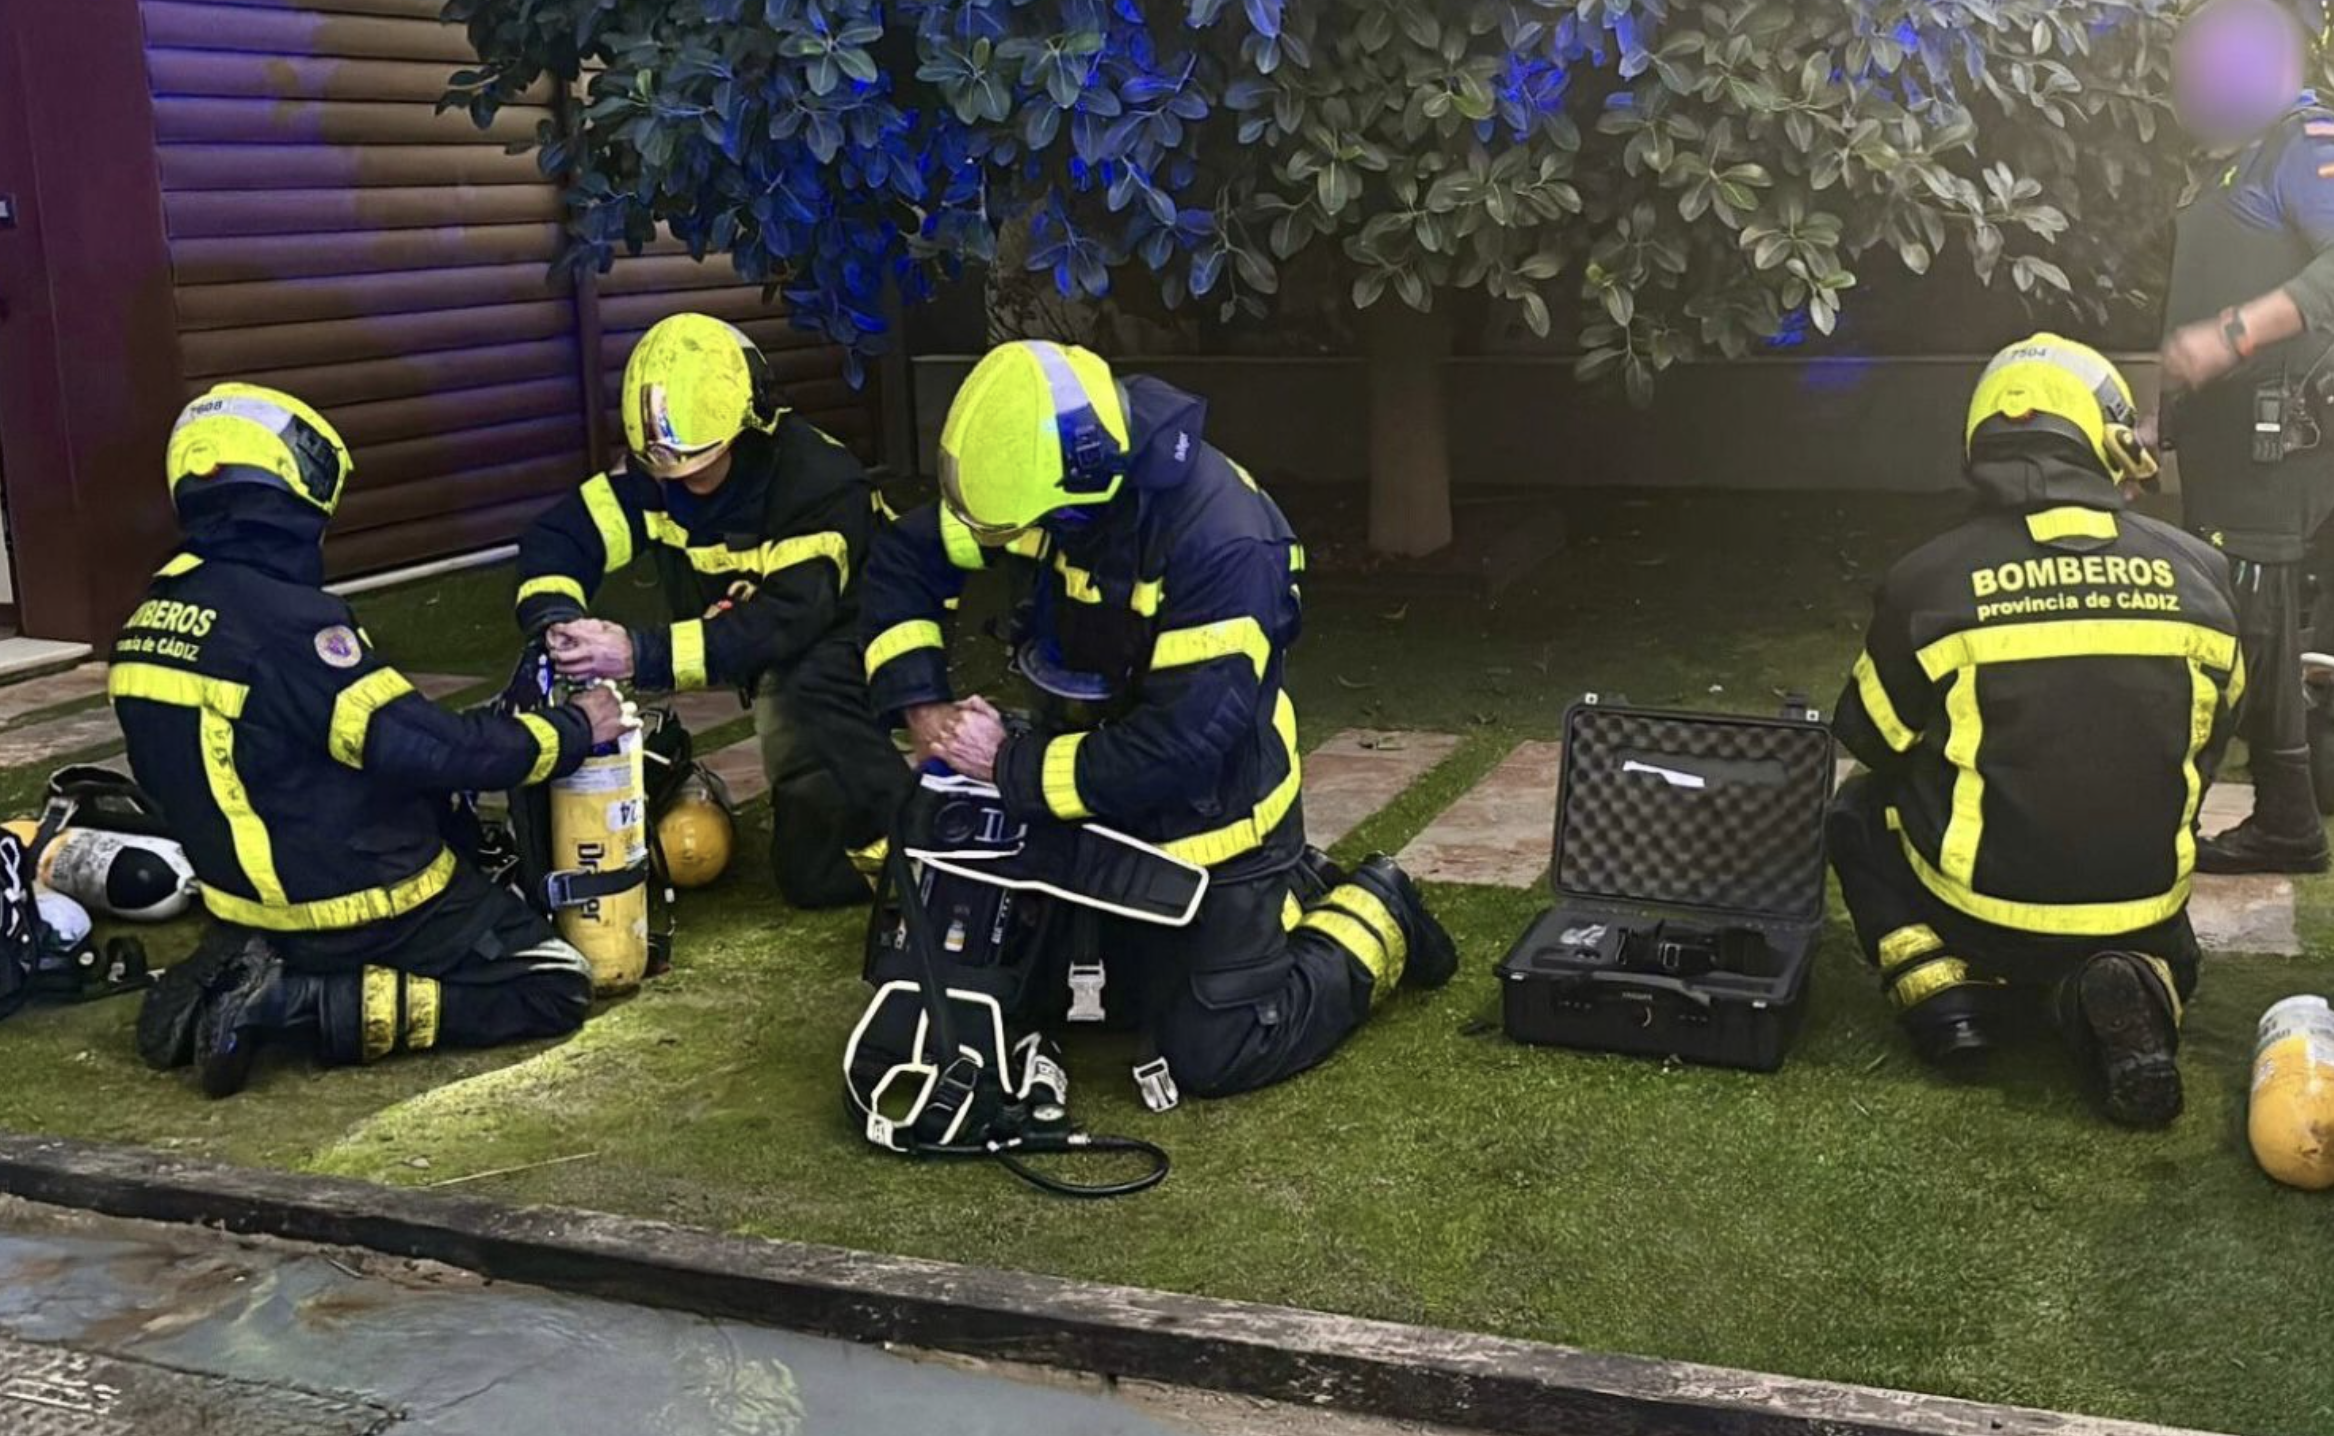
[123,384,628,1098]
[860,340,1456,1101]
[1829,336,2246,1128]
[513,314,912,907]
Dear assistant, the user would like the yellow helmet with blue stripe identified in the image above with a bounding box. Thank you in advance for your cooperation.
[1966,333,2159,487]
[622,313,782,480]
[938,340,1130,540]
[166,383,354,517]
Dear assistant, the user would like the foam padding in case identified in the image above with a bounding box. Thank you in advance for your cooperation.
[1555,706,1834,922]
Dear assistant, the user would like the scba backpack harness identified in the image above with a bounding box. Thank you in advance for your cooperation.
[844,769,1205,1198]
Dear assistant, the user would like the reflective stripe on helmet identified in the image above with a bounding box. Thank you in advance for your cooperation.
[937,341,1129,534]
[1965,333,2154,485]
[167,383,352,515]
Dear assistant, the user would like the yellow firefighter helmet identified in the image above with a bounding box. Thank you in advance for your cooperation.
[658,768,737,889]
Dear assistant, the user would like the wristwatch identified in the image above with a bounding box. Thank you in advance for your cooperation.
[2221,306,2256,361]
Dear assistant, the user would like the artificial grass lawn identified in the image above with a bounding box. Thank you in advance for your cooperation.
[4,490,2332,1434]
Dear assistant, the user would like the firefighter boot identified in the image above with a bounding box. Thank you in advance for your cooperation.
[2068,952,2184,1130]
[138,928,268,1072]
[1876,927,2000,1067]
[2198,748,2330,875]
[193,944,288,1099]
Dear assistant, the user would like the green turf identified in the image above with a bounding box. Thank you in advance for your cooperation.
[4,490,2332,1435]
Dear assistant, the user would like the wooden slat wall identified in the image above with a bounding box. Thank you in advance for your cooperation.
[140,0,880,583]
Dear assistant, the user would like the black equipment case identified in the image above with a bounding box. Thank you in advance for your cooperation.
[1498,694,1836,1072]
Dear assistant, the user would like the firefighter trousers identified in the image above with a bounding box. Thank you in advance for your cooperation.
[1111,862,1389,1100]
[754,633,916,908]
[1827,775,2199,1053]
[2228,557,2318,841]
[269,862,593,1065]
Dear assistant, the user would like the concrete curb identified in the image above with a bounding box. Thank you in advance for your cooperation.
[0,1133,2226,1436]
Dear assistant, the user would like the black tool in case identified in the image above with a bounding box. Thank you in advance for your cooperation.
[1498,693,1837,1072]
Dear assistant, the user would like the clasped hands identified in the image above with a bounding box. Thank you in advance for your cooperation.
[904,697,1009,782]
[545,618,633,682]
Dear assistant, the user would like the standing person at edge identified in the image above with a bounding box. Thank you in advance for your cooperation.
[2153,0,2334,873]
[515,313,914,907]
[858,340,1457,1104]
[123,385,630,1098]
[1830,337,2245,1128]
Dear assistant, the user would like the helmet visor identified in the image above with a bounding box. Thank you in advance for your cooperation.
[632,380,733,480]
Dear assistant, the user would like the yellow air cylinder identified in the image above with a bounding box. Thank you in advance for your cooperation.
[2250,995,2334,1191]
[550,725,649,995]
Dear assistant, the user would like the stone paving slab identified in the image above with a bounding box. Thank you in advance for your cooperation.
[0,673,483,771]
[661,688,753,735]
[2190,874,2302,956]
[0,665,109,727]
[703,737,769,804]
[1302,729,1462,853]
[1397,739,1564,890]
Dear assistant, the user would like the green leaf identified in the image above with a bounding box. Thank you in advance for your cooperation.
[1519,289,1550,337]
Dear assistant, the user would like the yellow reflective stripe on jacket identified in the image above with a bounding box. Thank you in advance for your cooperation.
[517,712,563,786]
[580,473,634,573]
[111,664,280,908]
[1054,552,1104,604]
[202,846,460,934]
[2225,649,2248,712]
[1152,617,1271,682]
[1132,578,1164,617]
[518,574,588,609]
[201,708,288,907]
[155,553,203,578]
[1885,807,2188,937]
[110,662,265,900]
[1938,670,1984,885]
[2025,507,2118,544]
[644,515,852,585]
[2176,660,2219,883]
[327,669,415,770]
[1042,733,1091,821]
[939,507,987,571]
[1163,690,1300,867]
[1007,530,1048,560]
[1916,619,2238,682]
[865,620,944,680]
[109,663,250,718]
[1850,651,1917,753]
[671,619,709,690]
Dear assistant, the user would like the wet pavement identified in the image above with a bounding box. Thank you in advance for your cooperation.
[0,1200,1449,1436]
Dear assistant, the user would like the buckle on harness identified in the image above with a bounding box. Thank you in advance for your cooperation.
[540,864,644,912]
[1133,1056,1180,1114]
[1067,961,1107,1023]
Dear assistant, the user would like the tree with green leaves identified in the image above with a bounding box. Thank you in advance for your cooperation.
[448,0,2185,554]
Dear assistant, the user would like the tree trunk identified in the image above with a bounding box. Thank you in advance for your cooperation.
[1362,299,1454,557]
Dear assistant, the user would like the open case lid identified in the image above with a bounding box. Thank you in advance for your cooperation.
[1552,696,1836,925]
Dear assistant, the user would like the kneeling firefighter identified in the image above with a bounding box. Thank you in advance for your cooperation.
[513,314,912,908]
[854,340,1457,1118]
[1829,335,2246,1127]
[121,384,630,1097]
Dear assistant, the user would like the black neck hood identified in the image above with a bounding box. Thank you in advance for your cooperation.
[1965,445,2127,516]
[178,488,330,588]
